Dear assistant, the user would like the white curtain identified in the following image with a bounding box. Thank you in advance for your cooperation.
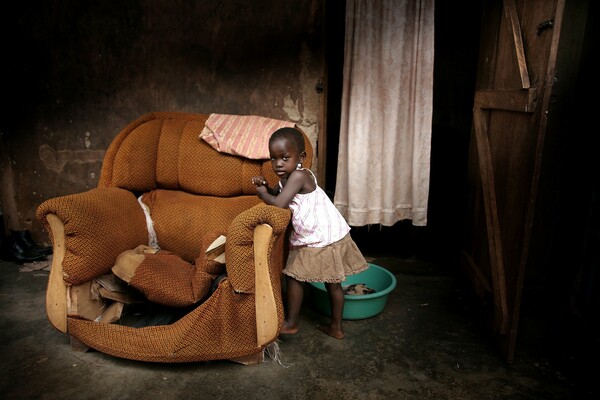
[334,0,434,227]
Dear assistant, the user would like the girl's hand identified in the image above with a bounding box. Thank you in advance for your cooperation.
[251,175,268,187]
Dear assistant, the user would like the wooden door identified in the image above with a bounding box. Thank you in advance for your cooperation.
[461,0,566,363]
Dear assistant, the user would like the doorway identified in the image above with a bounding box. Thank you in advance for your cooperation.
[322,1,482,263]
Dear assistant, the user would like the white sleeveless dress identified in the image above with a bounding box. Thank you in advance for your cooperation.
[281,169,368,283]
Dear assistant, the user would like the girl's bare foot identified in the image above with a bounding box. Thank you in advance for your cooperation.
[280,320,299,334]
[317,324,344,339]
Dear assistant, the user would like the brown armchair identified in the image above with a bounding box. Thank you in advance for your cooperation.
[36,111,312,364]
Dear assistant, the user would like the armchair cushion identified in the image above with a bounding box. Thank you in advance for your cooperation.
[100,112,274,196]
[139,189,261,262]
[112,233,226,308]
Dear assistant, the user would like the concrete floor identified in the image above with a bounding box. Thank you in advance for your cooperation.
[0,253,594,400]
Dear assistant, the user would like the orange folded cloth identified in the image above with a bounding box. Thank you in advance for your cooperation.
[199,113,295,159]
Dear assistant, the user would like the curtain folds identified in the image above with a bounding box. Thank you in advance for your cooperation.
[334,0,434,227]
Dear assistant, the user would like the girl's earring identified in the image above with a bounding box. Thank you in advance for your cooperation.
[297,163,302,170]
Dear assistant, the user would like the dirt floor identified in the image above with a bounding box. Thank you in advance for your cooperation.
[0,253,594,400]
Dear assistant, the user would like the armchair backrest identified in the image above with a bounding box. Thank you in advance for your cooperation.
[98,112,313,195]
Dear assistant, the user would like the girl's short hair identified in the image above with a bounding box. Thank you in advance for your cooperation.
[269,127,305,153]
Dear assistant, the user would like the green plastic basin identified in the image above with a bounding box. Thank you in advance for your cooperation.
[308,263,397,320]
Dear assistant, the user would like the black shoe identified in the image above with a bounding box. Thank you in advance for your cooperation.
[11,230,53,256]
[9,240,47,264]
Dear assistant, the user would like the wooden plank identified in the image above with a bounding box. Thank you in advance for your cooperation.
[503,0,530,89]
[473,108,509,334]
[474,88,536,112]
[253,224,277,347]
[504,0,567,363]
[70,281,106,321]
[98,302,124,324]
[45,213,68,333]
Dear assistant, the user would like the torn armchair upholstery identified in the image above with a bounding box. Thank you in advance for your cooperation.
[36,111,312,364]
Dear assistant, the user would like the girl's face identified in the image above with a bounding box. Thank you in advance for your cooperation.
[269,138,304,180]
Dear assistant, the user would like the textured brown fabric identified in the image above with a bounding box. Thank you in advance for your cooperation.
[129,251,196,307]
[37,112,311,363]
[36,187,148,285]
[155,118,188,189]
[141,189,261,262]
[111,119,162,191]
[226,204,291,294]
[101,111,312,195]
[67,280,258,362]
[178,122,255,196]
[99,112,208,188]
[284,233,369,283]
[65,203,290,362]
[126,233,226,307]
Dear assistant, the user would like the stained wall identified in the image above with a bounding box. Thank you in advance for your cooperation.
[1,0,323,242]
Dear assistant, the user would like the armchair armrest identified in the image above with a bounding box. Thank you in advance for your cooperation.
[37,187,149,285]
[36,187,149,332]
[225,203,290,294]
[226,204,291,347]
[44,213,68,332]
[253,223,277,346]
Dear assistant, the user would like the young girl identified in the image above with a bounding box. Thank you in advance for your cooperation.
[252,127,368,339]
